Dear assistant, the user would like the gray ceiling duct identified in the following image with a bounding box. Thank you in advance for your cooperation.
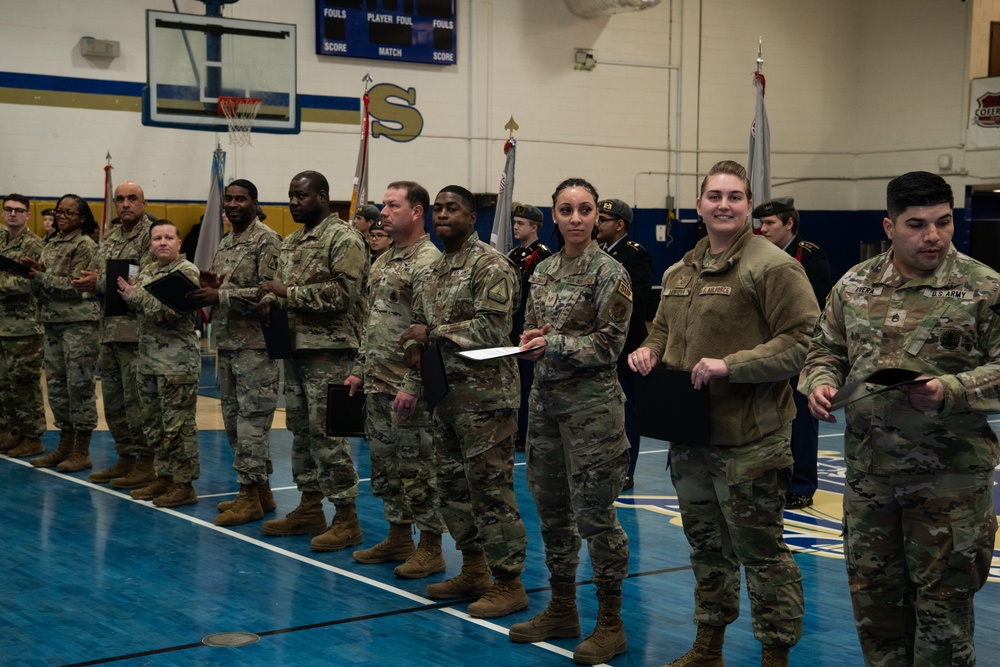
[562,0,662,19]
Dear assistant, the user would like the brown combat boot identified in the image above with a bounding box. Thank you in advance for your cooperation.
[467,575,529,619]
[310,502,363,552]
[509,578,581,643]
[57,430,92,472]
[663,623,726,667]
[394,531,446,579]
[89,455,136,483]
[153,481,198,508]
[111,456,156,489]
[30,431,74,468]
[215,484,265,526]
[573,588,627,665]
[425,549,493,600]
[761,645,790,667]
[353,522,415,564]
[217,479,277,513]
[8,436,43,458]
[0,432,20,454]
[262,491,327,536]
[131,476,172,500]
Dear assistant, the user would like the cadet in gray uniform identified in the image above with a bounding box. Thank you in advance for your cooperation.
[188,179,281,526]
[0,193,46,458]
[510,178,632,666]
[259,171,369,552]
[802,171,1000,667]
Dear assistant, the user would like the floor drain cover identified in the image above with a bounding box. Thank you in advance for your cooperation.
[202,632,260,647]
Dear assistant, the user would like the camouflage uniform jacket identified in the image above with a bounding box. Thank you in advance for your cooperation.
[526,241,632,411]
[0,227,44,337]
[358,233,440,396]
[34,228,100,324]
[94,215,153,343]
[129,257,200,376]
[264,213,368,351]
[641,223,819,446]
[408,233,520,412]
[211,219,280,350]
[800,245,1000,474]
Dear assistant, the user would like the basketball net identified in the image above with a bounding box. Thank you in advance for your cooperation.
[218,96,262,147]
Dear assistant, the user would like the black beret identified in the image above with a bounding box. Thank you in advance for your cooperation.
[512,203,543,224]
[598,198,633,225]
[355,204,382,221]
[752,196,795,219]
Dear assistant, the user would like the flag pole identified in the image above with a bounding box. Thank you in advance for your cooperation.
[101,151,114,242]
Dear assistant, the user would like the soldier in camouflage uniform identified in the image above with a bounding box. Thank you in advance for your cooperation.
[801,171,1000,667]
[259,171,369,552]
[24,195,101,472]
[72,182,154,487]
[188,179,281,526]
[509,178,632,665]
[400,185,528,620]
[0,194,46,458]
[631,161,818,667]
[346,181,447,578]
[117,220,200,508]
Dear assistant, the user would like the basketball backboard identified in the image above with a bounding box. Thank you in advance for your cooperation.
[143,10,299,134]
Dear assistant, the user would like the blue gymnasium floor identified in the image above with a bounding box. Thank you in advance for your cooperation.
[3,390,1000,666]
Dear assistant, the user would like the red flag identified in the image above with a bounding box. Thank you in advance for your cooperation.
[349,92,371,214]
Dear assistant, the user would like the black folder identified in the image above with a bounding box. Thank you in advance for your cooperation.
[261,308,295,360]
[142,270,201,313]
[104,259,135,317]
[635,366,711,445]
[325,384,366,437]
[421,340,449,412]
[829,368,930,410]
[0,254,31,277]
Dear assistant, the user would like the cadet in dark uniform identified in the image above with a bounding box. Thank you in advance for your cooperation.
[507,203,551,451]
[596,198,652,490]
[755,196,831,509]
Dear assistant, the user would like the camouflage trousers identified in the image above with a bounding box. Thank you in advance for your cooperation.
[284,349,358,503]
[43,321,99,432]
[526,391,630,588]
[136,372,200,483]
[670,430,804,647]
[366,391,446,533]
[99,342,147,457]
[843,467,996,667]
[0,334,46,438]
[431,407,526,578]
[219,348,278,485]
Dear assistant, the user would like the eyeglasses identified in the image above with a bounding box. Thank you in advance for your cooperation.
[2,206,28,214]
[54,209,81,218]
[369,232,391,240]
[598,217,618,225]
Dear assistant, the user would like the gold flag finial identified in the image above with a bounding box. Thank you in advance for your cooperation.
[505,116,519,138]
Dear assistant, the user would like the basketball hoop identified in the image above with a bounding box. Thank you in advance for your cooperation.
[217,96,262,146]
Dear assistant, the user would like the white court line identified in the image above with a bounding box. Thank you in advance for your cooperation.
[2,456,597,665]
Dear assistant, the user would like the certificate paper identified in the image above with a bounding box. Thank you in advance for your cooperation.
[457,345,544,361]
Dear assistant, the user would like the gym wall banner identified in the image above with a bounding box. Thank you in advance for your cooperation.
[968,76,1000,150]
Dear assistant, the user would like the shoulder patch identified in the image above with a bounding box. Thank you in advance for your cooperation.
[617,279,633,301]
[488,277,511,304]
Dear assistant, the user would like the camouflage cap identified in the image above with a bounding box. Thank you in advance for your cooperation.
[752,196,795,219]
[598,198,633,225]
[355,203,382,221]
[512,202,543,224]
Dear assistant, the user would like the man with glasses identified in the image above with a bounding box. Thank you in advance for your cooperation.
[0,194,46,457]
[596,199,652,490]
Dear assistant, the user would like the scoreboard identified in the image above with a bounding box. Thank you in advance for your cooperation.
[316,0,456,65]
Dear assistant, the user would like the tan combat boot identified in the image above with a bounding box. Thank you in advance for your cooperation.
[57,430,92,473]
[131,476,172,500]
[110,456,156,489]
[761,645,790,667]
[30,431,74,468]
[215,484,265,526]
[467,575,529,619]
[262,491,327,536]
[573,587,627,665]
[153,481,198,508]
[353,522,415,564]
[310,502,363,552]
[0,432,20,454]
[89,455,136,483]
[218,479,277,513]
[509,578,581,643]
[394,530,446,579]
[663,623,726,667]
[425,549,493,600]
[8,436,43,458]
